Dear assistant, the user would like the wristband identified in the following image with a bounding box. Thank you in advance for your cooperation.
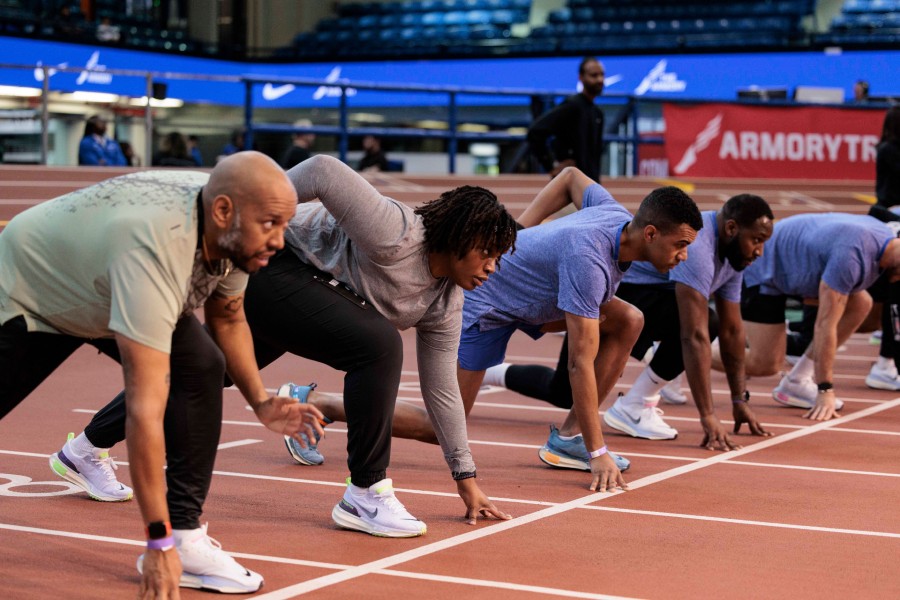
[817,382,834,393]
[452,470,477,481]
[589,445,608,459]
[732,390,750,404]
[146,536,175,552]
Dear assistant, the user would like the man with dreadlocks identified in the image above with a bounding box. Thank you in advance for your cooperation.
[276,166,703,495]
[53,154,517,544]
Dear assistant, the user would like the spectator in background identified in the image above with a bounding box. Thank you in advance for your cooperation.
[188,135,203,166]
[118,141,140,167]
[78,115,127,166]
[875,105,900,213]
[854,80,870,103]
[280,119,315,170]
[152,132,198,167]
[220,128,245,158]
[357,135,389,172]
[527,56,605,182]
[95,16,121,42]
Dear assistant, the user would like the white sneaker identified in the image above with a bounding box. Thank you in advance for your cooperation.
[603,394,678,440]
[332,478,427,538]
[49,433,133,502]
[138,523,263,593]
[866,361,900,391]
[772,376,844,410]
[659,374,688,405]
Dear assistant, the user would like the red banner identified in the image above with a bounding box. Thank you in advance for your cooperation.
[663,103,883,180]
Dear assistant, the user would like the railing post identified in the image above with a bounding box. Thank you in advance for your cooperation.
[40,65,49,165]
[627,97,637,177]
[145,73,153,166]
[448,91,457,174]
[339,85,348,163]
[243,79,254,150]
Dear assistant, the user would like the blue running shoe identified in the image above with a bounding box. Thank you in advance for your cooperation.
[538,424,630,472]
[280,382,326,466]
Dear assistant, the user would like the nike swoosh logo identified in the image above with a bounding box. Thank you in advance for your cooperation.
[360,506,378,519]
[262,83,296,101]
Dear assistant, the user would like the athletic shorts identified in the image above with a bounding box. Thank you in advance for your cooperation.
[457,322,520,371]
[740,285,787,325]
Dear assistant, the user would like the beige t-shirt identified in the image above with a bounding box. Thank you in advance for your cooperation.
[0,170,247,353]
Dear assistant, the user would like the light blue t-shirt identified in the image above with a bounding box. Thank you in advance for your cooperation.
[462,184,632,337]
[623,210,741,302]
[742,213,892,298]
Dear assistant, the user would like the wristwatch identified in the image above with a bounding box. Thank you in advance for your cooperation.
[146,521,171,540]
[817,381,834,393]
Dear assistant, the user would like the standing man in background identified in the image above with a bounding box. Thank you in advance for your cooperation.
[527,56,605,182]
[78,115,127,166]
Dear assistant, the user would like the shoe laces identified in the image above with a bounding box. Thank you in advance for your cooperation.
[91,452,120,482]
[185,525,236,567]
[372,488,408,515]
[641,405,667,423]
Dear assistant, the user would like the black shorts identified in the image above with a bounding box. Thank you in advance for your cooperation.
[740,285,787,325]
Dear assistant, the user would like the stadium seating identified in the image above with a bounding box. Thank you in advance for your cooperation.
[816,0,900,45]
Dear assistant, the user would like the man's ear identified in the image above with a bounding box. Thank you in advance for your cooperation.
[725,219,739,238]
[643,224,658,242]
[210,194,234,228]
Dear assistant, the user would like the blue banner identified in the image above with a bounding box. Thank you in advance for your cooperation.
[0,36,897,108]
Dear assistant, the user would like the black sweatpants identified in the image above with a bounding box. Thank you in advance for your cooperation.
[1,314,225,530]
[505,283,717,408]
[84,249,401,512]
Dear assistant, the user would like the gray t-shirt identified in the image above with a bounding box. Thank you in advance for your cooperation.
[742,213,892,298]
[284,154,473,474]
[0,171,246,353]
[623,210,742,302]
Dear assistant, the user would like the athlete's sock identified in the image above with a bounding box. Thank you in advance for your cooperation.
[788,354,815,382]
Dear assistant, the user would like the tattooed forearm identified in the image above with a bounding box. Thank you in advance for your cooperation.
[223,295,244,314]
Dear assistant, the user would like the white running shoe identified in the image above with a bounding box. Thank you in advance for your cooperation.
[138,523,263,593]
[772,375,844,410]
[49,433,133,502]
[603,394,678,440]
[332,478,427,538]
[659,374,688,405]
[866,361,900,391]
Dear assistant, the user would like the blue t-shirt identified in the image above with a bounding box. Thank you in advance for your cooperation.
[623,210,741,302]
[742,213,892,298]
[462,184,632,337]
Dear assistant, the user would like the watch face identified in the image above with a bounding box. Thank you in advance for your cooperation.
[147,521,169,539]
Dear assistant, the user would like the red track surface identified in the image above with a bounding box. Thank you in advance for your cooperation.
[1,166,898,599]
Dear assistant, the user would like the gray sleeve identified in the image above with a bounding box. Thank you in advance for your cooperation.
[285,154,411,257]
[415,322,476,475]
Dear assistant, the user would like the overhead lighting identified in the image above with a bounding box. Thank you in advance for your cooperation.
[351,112,385,123]
[0,85,42,97]
[416,120,448,130]
[64,91,120,103]
[129,96,185,108]
[459,123,489,132]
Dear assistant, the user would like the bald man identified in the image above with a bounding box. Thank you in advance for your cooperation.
[0,152,324,598]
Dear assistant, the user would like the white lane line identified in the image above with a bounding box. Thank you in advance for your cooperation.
[373,570,638,600]
[218,439,262,450]
[0,522,636,599]
[725,460,900,478]
[829,426,900,436]
[581,506,900,538]
[250,397,900,599]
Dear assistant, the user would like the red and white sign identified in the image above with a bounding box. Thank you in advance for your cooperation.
[663,103,882,180]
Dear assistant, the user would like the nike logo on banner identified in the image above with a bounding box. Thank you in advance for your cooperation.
[262,83,296,101]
